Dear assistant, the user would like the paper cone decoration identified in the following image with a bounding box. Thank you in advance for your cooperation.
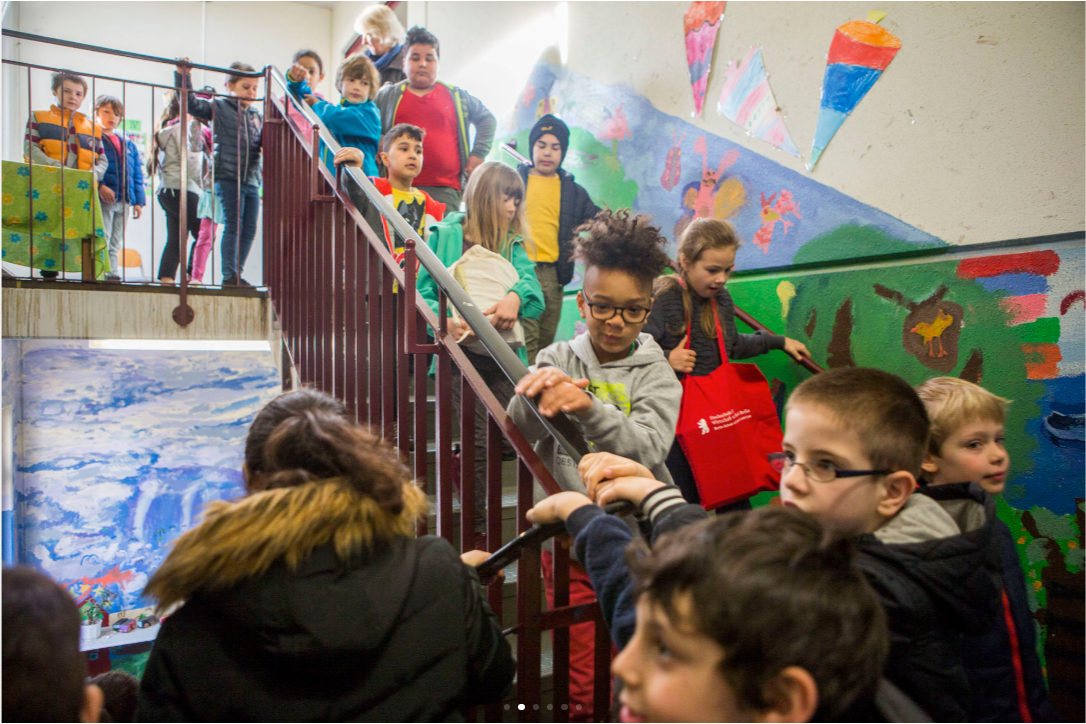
[717,46,799,157]
[684,1,727,117]
[809,20,901,170]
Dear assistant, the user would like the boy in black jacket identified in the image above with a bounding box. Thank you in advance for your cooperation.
[531,367,1003,722]
[917,377,1057,722]
[517,114,600,363]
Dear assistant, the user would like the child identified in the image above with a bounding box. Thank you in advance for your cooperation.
[188,120,218,284]
[776,367,1002,721]
[178,60,263,287]
[525,493,892,722]
[94,95,145,282]
[916,377,1057,722]
[24,71,107,279]
[507,209,681,721]
[90,670,139,722]
[2,566,104,722]
[332,123,445,265]
[516,114,601,364]
[138,388,514,721]
[288,52,381,178]
[285,49,327,132]
[148,91,203,284]
[644,218,809,510]
[415,162,543,542]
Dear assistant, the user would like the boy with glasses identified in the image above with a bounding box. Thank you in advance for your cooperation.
[507,209,680,721]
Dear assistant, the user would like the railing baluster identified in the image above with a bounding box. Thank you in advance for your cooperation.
[414,323,429,537]
[484,413,505,723]
[459,374,475,553]
[381,261,395,441]
[396,280,411,460]
[553,537,571,721]
[366,243,380,427]
[517,459,542,721]
[435,301,454,541]
[334,198,346,404]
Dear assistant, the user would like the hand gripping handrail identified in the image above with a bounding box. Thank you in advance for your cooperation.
[267,67,593,471]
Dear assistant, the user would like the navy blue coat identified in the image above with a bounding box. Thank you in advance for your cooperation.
[100,134,146,206]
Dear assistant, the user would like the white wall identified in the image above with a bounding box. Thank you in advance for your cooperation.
[417,1,1085,246]
[2,1,334,284]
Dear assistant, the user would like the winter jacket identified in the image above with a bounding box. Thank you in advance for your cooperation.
[644,281,785,377]
[99,133,146,206]
[515,163,600,287]
[178,71,263,186]
[506,331,682,498]
[138,480,513,722]
[287,77,381,177]
[959,512,1058,722]
[854,483,1004,722]
[24,106,108,180]
[375,81,496,189]
[416,212,544,366]
[152,119,204,195]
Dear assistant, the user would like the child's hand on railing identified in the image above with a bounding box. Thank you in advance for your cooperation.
[176,57,191,75]
[579,452,654,494]
[460,550,491,567]
[526,491,594,525]
[333,148,365,169]
[515,367,591,417]
[592,476,667,508]
[483,291,520,331]
[783,337,810,361]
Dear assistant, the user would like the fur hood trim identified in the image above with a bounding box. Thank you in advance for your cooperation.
[146,480,428,610]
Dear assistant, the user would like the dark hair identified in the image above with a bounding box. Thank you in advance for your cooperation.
[226,61,257,86]
[50,71,87,95]
[244,388,348,476]
[628,507,887,720]
[573,209,670,292]
[788,367,930,477]
[91,670,139,723]
[404,26,440,57]
[292,49,324,75]
[94,94,124,116]
[2,567,87,722]
[382,122,425,153]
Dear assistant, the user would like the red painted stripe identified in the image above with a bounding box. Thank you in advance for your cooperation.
[1002,589,1032,723]
[827,30,901,70]
[957,250,1060,279]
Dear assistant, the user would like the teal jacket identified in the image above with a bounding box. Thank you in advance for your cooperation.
[417,212,544,365]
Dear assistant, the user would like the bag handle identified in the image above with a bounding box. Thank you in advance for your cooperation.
[682,298,730,364]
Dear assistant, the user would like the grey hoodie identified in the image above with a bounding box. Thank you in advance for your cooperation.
[507,332,682,501]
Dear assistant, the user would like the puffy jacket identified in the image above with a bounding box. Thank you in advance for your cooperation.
[178,71,263,186]
[152,119,204,195]
[24,106,107,180]
[515,163,600,287]
[99,133,146,206]
[853,483,1004,722]
[375,81,495,189]
[138,480,513,721]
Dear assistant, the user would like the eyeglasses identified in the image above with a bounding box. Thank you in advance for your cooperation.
[767,452,892,484]
[583,293,651,324]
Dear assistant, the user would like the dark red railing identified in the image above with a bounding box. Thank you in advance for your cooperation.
[2,30,266,327]
[263,67,611,720]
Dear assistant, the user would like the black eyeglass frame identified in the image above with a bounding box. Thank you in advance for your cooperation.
[582,292,652,324]
[767,452,893,483]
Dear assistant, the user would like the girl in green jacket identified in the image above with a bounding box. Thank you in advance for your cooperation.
[416,161,544,544]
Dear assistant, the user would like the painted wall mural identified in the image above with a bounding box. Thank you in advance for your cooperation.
[495,61,944,274]
[3,341,280,613]
[726,243,1084,718]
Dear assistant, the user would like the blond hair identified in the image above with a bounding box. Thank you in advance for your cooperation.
[463,162,532,257]
[915,377,1010,455]
[355,4,406,45]
[336,53,380,101]
[654,218,741,339]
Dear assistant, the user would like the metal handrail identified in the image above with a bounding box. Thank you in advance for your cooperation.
[501,142,824,375]
[268,66,592,466]
[2,30,265,77]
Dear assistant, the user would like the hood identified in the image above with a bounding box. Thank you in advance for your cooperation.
[146,479,427,612]
[569,331,666,370]
[858,482,1002,634]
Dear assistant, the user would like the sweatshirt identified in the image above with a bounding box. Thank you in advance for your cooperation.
[506,332,682,499]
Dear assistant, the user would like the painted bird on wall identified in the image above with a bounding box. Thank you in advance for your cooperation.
[910,308,954,358]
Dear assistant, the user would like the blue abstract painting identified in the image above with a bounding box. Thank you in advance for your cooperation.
[6,341,279,611]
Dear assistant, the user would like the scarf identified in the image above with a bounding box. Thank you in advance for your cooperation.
[367,43,403,72]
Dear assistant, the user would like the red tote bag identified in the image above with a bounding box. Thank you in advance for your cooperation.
[675,302,783,510]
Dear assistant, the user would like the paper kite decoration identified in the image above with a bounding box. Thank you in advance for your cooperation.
[717,46,799,157]
[684,1,727,118]
[809,20,901,170]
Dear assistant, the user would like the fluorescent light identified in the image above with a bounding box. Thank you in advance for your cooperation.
[89,340,271,352]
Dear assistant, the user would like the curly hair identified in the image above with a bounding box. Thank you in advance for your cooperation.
[573,208,670,292]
